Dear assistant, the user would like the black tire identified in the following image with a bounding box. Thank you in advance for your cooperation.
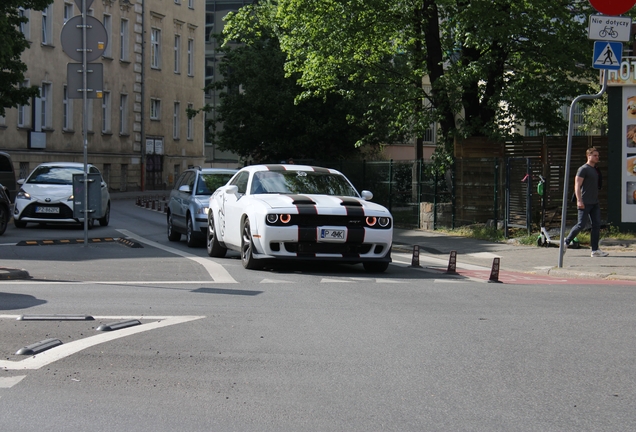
[241,218,260,269]
[14,219,26,228]
[186,216,199,247]
[363,261,390,273]
[167,213,181,241]
[206,213,227,257]
[99,202,110,226]
[0,204,8,235]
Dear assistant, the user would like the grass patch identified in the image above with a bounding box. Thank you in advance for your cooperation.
[436,225,506,242]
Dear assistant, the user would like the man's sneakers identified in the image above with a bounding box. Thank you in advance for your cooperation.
[591,249,609,257]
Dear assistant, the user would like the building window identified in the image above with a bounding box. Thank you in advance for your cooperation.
[103,14,112,58]
[173,102,180,139]
[151,28,161,69]
[119,94,128,135]
[0,115,5,127]
[187,103,193,140]
[42,5,53,45]
[175,0,181,4]
[40,82,52,129]
[174,34,181,74]
[64,3,74,23]
[188,0,194,9]
[120,19,129,61]
[18,80,30,128]
[150,98,161,120]
[18,8,30,40]
[63,85,73,131]
[102,91,111,133]
[187,39,194,76]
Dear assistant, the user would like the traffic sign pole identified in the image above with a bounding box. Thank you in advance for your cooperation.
[82,0,88,246]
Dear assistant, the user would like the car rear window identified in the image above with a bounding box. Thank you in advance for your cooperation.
[197,173,235,195]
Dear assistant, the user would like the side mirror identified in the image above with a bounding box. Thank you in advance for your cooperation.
[17,179,25,185]
[178,184,192,193]
[361,190,373,201]
[225,185,239,196]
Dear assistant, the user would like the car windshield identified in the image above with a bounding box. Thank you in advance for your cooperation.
[251,170,358,196]
[26,166,83,185]
[197,173,235,195]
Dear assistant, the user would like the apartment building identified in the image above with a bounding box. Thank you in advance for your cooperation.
[0,0,205,191]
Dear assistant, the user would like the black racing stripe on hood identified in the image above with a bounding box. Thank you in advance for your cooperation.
[340,197,364,217]
[289,194,317,208]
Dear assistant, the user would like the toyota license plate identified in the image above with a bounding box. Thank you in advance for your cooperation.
[318,227,346,242]
[35,206,60,214]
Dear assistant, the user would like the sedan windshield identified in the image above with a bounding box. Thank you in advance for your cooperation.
[251,170,358,196]
[197,173,235,195]
[26,166,84,185]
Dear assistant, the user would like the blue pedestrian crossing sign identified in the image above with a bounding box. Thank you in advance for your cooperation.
[593,41,622,70]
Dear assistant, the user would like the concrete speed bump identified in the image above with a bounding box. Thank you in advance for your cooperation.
[0,267,31,280]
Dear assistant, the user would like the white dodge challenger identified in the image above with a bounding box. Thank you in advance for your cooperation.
[207,164,393,273]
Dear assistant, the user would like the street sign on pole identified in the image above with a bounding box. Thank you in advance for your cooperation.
[61,15,107,62]
[74,0,94,12]
[588,0,636,16]
[67,63,103,99]
[588,15,632,42]
[593,41,622,70]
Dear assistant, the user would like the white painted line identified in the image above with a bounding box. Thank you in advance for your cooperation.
[320,278,354,283]
[376,279,408,284]
[0,315,205,371]
[0,376,26,388]
[117,229,237,284]
[392,253,489,271]
[466,252,502,259]
[260,279,294,284]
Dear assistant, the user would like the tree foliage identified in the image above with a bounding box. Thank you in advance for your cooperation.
[0,0,54,116]
[224,0,598,166]
[208,16,395,163]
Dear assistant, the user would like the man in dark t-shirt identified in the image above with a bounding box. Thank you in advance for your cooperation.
[564,147,608,257]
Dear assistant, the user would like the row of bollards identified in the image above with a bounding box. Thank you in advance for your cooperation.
[136,195,168,213]
[410,245,502,283]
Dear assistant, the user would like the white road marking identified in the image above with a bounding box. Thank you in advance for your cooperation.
[376,279,408,284]
[117,229,237,283]
[466,252,502,259]
[0,315,205,371]
[320,278,354,283]
[392,252,489,271]
[260,279,294,284]
[0,376,26,388]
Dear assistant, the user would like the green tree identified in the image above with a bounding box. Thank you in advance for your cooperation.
[0,0,54,116]
[230,0,597,167]
[206,23,395,162]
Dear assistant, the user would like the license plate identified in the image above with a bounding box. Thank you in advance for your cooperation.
[35,206,60,214]
[318,227,346,242]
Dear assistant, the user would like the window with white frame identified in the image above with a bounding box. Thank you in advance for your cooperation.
[174,34,181,73]
[188,0,194,9]
[151,28,161,69]
[63,2,74,23]
[187,103,193,140]
[103,14,112,58]
[120,19,129,61]
[18,8,30,40]
[119,93,128,135]
[187,39,194,76]
[40,82,52,129]
[42,5,53,45]
[102,91,111,133]
[63,85,73,130]
[150,98,161,120]
[18,80,30,128]
[173,102,180,139]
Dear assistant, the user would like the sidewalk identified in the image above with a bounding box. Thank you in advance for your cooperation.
[392,228,636,281]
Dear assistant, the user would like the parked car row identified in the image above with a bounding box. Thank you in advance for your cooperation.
[166,164,394,273]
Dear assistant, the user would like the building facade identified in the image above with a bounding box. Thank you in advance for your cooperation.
[0,0,206,191]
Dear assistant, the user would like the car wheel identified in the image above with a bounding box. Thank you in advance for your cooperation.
[363,261,390,273]
[206,213,227,257]
[99,202,110,226]
[0,204,8,235]
[186,216,199,247]
[241,218,260,269]
[14,219,26,228]
[167,213,181,241]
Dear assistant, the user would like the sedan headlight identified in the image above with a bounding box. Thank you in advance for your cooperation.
[16,189,31,200]
[197,207,209,215]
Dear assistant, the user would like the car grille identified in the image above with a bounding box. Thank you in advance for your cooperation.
[21,203,73,219]
[270,214,391,229]
[283,242,373,255]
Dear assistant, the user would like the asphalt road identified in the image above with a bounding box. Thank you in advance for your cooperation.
[1,200,636,431]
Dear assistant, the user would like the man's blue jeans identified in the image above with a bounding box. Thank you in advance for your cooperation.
[566,202,601,251]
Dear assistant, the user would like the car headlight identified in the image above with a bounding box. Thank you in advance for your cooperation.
[378,217,391,227]
[68,194,74,201]
[365,216,391,228]
[16,189,31,200]
[197,207,209,215]
[265,213,292,225]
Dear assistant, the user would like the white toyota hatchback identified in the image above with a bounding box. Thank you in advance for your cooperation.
[13,162,111,228]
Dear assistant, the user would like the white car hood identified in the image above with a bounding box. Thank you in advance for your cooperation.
[21,184,72,202]
[255,194,390,214]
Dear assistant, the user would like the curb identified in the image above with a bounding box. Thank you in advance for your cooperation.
[0,267,31,280]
